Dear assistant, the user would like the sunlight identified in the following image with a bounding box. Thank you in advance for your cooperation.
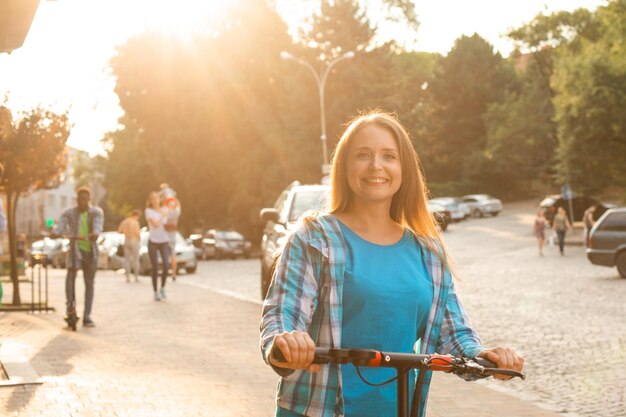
[136,0,231,37]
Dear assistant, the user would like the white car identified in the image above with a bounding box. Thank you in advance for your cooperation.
[139,231,198,275]
[461,194,503,217]
[429,197,468,222]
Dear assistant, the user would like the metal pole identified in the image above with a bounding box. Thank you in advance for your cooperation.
[397,370,409,417]
[281,51,354,177]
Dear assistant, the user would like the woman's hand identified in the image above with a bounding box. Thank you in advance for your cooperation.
[269,331,321,373]
[477,347,524,380]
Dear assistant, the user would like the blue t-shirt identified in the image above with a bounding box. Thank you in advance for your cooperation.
[339,221,433,417]
[276,222,433,417]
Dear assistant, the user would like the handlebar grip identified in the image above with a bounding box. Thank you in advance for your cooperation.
[271,346,286,362]
[270,347,327,364]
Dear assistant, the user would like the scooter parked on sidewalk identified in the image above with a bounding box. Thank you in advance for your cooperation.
[272,346,525,417]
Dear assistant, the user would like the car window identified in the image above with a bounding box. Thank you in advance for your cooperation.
[289,189,328,222]
[598,212,626,232]
[463,198,476,203]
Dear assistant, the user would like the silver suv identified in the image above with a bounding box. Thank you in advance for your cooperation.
[587,207,626,278]
[259,181,329,298]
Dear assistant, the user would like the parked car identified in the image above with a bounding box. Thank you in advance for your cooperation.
[259,181,330,299]
[138,231,198,275]
[97,231,125,270]
[461,194,503,217]
[188,233,206,259]
[29,238,65,267]
[204,229,251,260]
[427,202,451,231]
[429,197,468,222]
[539,194,613,224]
[586,207,626,278]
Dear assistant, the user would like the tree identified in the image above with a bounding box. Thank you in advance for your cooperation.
[419,34,517,195]
[0,106,70,305]
[552,0,626,195]
[107,0,304,239]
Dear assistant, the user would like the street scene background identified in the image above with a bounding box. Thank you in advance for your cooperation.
[1,0,626,416]
[1,201,625,416]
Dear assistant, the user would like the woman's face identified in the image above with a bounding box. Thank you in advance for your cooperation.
[149,193,160,207]
[345,124,402,206]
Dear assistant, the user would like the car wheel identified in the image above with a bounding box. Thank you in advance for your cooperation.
[617,252,626,279]
[472,209,482,218]
[186,265,197,274]
[491,212,499,217]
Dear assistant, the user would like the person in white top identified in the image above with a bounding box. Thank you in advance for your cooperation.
[145,191,171,301]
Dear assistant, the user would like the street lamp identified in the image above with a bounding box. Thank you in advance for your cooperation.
[280,50,355,176]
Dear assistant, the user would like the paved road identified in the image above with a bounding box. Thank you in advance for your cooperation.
[180,200,626,417]
[1,199,623,416]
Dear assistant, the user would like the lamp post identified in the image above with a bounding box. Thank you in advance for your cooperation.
[280,50,355,176]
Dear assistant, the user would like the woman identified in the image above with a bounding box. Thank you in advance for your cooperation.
[164,196,181,281]
[260,112,523,417]
[552,206,573,256]
[533,209,548,256]
[145,191,171,301]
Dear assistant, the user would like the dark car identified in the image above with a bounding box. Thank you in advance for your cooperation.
[427,202,451,231]
[204,229,252,260]
[586,207,626,278]
[259,181,330,299]
[540,194,613,223]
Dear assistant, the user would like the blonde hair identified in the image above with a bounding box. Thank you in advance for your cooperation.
[329,110,453,271]
[146,191,160,209]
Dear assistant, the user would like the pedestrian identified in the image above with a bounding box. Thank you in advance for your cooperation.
[583,205,597,247]
[259,111,524,417]
[145,191,171,301]
[51,187,103,328]
[163,194,181,281]
[533,209,548,256]
[118,209,141,282]
[0,197,6,256]
[552,206,573,256]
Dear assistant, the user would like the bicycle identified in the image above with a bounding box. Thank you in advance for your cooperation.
[272,346,525,417]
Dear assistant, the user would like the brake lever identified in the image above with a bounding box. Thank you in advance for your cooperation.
[453,359,526,380]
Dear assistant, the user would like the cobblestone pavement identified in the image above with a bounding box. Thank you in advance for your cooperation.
[444,201,626,417]
[0,268,558,417]
[0,199,622,416]
[179,200,626,417]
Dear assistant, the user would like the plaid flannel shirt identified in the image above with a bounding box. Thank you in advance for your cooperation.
[54,206,104,269]
[260,214,484,417]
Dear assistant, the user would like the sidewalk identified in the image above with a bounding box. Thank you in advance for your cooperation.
[1,270,563,417]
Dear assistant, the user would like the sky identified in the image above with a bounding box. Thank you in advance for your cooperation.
[0,0,606,156]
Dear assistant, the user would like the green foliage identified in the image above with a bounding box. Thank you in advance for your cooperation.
[482,53,558,198]
[103,0,625,242]
[0,106,70,305]
[418,34,518,194]
[552,0,626,194]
